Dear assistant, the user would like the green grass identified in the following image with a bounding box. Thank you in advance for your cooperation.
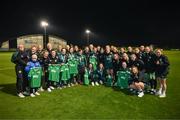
[0,51,180,119]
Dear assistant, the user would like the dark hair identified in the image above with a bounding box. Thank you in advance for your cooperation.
[51,49,56,52]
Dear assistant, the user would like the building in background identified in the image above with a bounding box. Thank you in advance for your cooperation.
[0,34,67,50]
[49,35,67,48]
[17,34,43,49]
[0,40,9,51]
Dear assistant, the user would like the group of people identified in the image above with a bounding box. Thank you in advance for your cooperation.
[12,43,170,98]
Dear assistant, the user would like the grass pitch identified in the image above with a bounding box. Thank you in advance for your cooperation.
[0,51,180,119]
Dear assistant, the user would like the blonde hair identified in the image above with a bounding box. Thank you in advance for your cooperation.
[31,45,37,49]
[132,66,138,74]
[155,48,163,54]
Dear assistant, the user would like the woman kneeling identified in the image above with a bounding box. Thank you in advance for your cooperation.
[129,66,145,97]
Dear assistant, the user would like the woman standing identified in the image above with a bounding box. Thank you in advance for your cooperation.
[155,49,170,98]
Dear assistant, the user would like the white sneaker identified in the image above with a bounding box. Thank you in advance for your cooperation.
[95,82,99,86]
[91,82,95,86]
[63,86,66,88]
[71,83,74,87]
[30,93,35,97]
[129,88,134,92]
[159,94,166,98]
[138,92,144,97]
[68,84,71,87]
[35,92,40,96]
[153,89,157,92]
[156,90,162,96]
[57,87,62,89]
[17,93,25,98]
[50,86,55,90]
[150,89,154,95]
[47,88,52,92]
[23,91,29,96]
[100,80,103,84]
[39,87,44,92]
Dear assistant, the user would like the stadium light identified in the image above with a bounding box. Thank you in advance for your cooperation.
[85,29,91,45]
[41,21,48,49]
[41,21,48,27]
[86,29,90,34]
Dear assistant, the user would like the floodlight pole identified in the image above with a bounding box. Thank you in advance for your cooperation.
[41,21,48,49]
[44,26,47,49]
[85,29,91,46]
[87,33,89,45]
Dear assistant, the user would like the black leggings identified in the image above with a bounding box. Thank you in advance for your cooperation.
[30,88,38,93]
[149,79,157,89]
[15,65,26,93]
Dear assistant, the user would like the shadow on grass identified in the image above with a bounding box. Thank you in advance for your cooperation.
[0,83,17,96]
[0,83,135,97]
[111,86,134,96]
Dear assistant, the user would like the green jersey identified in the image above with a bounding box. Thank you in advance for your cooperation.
[77,54,87,67]
[84,68,90,85]
[60,64,70,81]
[116,69,131,88]
[28,67,42,88]
[48,65,60,82]
[68,54,78,75]
[104,53,113,70]
[89,55,98,70]
[68,60,78,74]
[68,53,76,60]
[105,74,113,86]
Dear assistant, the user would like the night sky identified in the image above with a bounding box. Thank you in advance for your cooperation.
[0,0,180,48]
